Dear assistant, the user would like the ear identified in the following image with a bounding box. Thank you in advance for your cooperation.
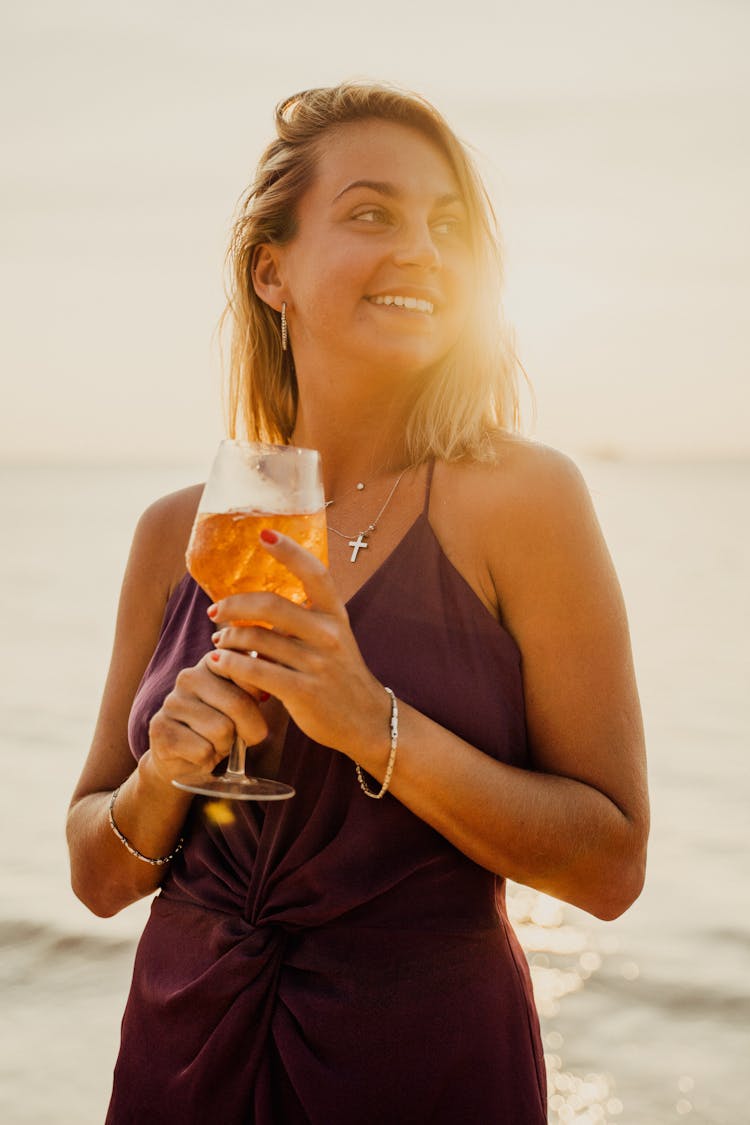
[252,244,288,312]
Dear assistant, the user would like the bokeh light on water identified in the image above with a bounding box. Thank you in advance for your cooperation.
[509,884,627,1124]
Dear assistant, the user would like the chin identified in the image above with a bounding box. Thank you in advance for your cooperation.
[357,337,449,384]
[376,356,441,389]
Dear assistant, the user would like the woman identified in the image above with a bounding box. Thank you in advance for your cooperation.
[67,83,649,1123]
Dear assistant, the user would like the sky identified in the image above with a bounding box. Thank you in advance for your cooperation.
[1,0,748,464]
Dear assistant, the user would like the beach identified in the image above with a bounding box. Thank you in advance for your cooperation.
[1,456,748,1124]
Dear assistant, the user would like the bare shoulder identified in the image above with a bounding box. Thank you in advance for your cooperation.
[486,435,610,601]
[498,431,587,488]
[133,482,204,599]
[68,482,205,805]
[443,432,589,512]
[492,434,596,541]
[431,434,605,622]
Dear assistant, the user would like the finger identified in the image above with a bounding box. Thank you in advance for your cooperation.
[260,529,341,613]
[148,711,222,775]
[210,590,335,643]
[213,625,302,668]
[171,661,269,746]
[208,646,298,700]
[163,693,239,757]
[211,623,326,671]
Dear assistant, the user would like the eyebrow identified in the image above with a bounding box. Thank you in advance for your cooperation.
[332,179,464,209]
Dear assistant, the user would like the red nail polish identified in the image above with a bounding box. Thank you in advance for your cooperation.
[260,528,279,544]
[259,691,270,702]
[209,651,221,662]
[207,604,218,619]
[211,631,221,644]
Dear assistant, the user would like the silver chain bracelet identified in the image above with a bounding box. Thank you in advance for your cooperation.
[108,787,184,866]
[356,686,399,799]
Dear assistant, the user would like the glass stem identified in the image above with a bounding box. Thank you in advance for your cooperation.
[224,736,249,781]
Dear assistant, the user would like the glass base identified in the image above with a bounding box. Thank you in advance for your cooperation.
[172,774,295,801]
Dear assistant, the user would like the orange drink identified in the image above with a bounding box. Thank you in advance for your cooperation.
[187,507,328,605]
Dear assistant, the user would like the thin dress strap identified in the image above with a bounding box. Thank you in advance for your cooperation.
[422,457,436,516]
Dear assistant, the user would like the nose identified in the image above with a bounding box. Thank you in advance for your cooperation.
[391,219,441,270]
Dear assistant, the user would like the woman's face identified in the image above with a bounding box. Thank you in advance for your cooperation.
[267,119,475,386]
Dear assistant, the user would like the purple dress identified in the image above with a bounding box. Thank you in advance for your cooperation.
[107,463,548,1123]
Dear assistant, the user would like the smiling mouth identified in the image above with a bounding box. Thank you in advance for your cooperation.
[367,295,435,315]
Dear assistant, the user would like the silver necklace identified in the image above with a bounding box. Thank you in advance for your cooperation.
[325,482,365,509]
[324,463,389,509]
[327,469,407,563]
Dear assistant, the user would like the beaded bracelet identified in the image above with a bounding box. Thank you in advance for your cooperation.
[355,686,399,799]
[108,787,184,866]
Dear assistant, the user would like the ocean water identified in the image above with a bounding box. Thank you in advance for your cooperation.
[0,458,747,1124]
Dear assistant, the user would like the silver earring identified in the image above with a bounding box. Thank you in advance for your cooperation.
[281,302,288,352]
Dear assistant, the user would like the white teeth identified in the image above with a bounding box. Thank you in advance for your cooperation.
[370,295,434,314]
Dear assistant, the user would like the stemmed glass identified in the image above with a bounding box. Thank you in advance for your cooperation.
[172,440,327,801]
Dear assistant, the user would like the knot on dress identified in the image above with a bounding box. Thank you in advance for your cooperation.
[113,895,291,1120]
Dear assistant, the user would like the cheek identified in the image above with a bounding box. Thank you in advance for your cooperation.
[447,244,476,295]
[293,246,373,329]
[441,254,475,334]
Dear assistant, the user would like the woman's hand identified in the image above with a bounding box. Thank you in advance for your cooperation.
[206,532,390,760]
[145,652,270,787]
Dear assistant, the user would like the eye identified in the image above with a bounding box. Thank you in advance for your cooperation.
[352,207,390,224]
[432,216,465,237]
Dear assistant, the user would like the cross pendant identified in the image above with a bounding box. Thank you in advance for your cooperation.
[348,531,369,563]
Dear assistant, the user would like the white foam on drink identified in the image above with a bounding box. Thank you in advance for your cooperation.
[199,441,322,515]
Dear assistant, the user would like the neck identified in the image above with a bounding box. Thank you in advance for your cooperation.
[291,371,416,496]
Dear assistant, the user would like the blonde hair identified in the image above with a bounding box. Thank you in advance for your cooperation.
[220,82,527,463]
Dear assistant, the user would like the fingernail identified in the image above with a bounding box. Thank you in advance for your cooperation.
[260,528,279,544]
[207,604,218,619]
[259,691,270,702]
[209,651,221,663]
[211,631,222,644]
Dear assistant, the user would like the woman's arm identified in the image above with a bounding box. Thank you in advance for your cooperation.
[364,451,648,919]
[208,446,649,921]
[66,494,195,916]
[66,487,268,918]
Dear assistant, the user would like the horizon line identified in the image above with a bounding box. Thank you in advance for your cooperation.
[1,447,749,472]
